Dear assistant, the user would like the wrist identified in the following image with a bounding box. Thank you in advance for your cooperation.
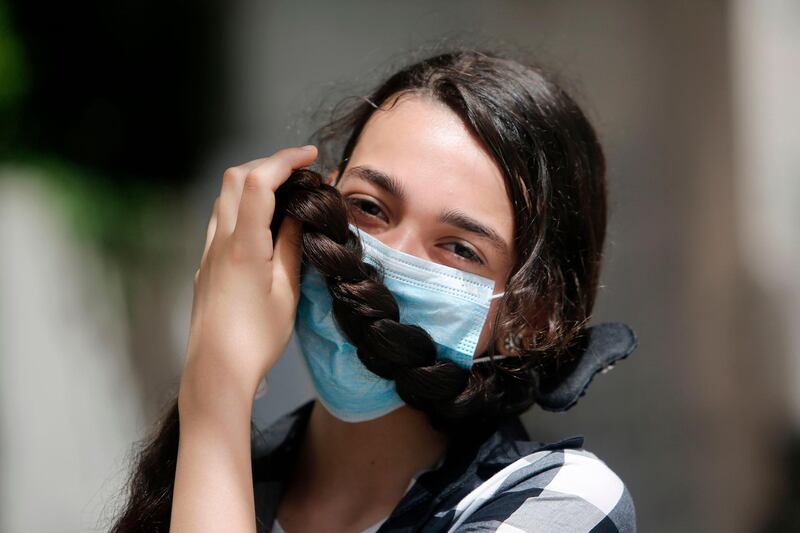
[178,361,257,424]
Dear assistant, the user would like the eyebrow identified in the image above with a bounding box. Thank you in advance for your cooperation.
[343,165,510,257]
[439,209,509,257]
[345,165,407,201]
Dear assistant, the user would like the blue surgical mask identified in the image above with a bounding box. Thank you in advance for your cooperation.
[293,223,505,422]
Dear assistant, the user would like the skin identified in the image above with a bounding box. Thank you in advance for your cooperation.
[172,93,517,532]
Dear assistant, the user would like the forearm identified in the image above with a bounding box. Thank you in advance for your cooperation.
[170,382,257,532]
[166,145,313,531]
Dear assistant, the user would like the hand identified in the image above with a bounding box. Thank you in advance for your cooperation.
[179,145,318,415]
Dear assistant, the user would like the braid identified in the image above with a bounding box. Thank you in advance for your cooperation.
[274,168,506,431]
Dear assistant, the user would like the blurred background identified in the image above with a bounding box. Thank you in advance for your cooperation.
[1,1,798,531]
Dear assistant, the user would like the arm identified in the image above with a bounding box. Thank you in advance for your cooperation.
[168,145,318,532]
[172,383,257,531]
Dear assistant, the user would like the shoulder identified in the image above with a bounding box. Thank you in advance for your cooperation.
[447,445,636,533]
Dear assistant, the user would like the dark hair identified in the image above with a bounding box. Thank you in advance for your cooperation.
[110,48,607,531]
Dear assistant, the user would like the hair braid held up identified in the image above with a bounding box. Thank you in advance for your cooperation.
[272,167,518,431]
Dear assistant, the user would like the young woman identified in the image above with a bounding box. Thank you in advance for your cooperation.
[111,49,639,532]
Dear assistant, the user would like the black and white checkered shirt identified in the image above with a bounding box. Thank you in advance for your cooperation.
[252,400,636,532]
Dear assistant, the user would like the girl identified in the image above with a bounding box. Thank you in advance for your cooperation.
[112,49,639,532]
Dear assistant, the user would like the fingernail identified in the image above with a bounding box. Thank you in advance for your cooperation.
[300,145,316,152]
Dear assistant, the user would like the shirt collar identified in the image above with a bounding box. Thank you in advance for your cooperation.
[535,321,638,412]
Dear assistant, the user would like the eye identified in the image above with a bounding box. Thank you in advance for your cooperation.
[346,197,388,222]
[441,242,485,266]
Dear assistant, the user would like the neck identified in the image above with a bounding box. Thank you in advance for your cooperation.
[292,400,449,505]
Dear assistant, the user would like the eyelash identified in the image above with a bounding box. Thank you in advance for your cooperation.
[347,197,386,221]
[345,197,486,266]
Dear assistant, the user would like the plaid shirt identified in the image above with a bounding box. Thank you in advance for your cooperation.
[252,400,636,532]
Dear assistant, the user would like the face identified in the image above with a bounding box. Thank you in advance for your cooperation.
[331,93,517,357]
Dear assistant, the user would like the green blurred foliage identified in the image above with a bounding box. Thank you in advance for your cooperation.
[7,150,176,261]
[0,0,29,153]
[0,0,160,257]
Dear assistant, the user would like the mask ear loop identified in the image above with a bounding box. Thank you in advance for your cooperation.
[473,291,512,365]
[473,354,516,364]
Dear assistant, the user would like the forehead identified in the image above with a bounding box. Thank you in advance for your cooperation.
[345,93,512,230]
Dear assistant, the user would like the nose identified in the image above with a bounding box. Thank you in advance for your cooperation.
[374,223,428,261]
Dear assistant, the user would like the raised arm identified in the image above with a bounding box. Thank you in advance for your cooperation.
[170,146,317,532]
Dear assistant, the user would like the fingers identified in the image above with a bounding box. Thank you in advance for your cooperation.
[216,158,266,237]
[201,197,219,266]
[271,215,303,299]
[231,146,318,258]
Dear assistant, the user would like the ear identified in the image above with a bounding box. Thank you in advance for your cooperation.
[493,323,533,356]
